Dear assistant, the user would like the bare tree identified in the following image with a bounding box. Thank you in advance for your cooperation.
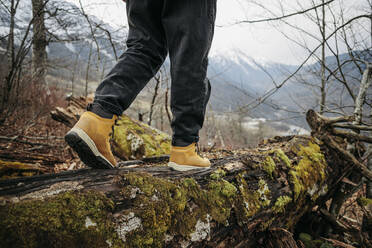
[164,77,172,125]
[148,73,161,126]
[0,0,49,122]
[78,0,100,74]
[319,0,327,113]
[31,0,47,84]
[234,0,370,115]
[85,43,93,97]
[1,0,20,118]
[70,50,80,97]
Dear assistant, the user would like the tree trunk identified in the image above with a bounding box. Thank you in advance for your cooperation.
[319,0,326,114]
[31,0,47,84]
[0,129,359,247]
[0,0,16,117]
[85,43,93,97]
[148,75,160,126]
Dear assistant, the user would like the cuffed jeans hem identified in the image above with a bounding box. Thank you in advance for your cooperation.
[172,136,199,147]
[92,100,123,116]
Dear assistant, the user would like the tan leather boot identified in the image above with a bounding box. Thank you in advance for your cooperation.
[168,143,211,171]
[65,112,117,169]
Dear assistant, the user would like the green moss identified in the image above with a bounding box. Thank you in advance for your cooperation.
[258,149,291,179]
[313,240,324,246]
[263,156,276,179]
[290,170,303,201]
[209,179,237,198]
[299,233,334,248]
[235,176,272,222]
[0,191,123,248]
[259,218,275,231]
[0,160,35,170]
[358,197,372,207]
[112,115,171,160]
[0,160,43,180]
[299,233,313,248]
[210,168,226,180]
[207,179,237,223]
[289,142,327,200]
[273,195,292,213]
[320,243,334,248]
[120,173,238,247]
[299,232,312,241]
[275,149,292,168]
[257,179,271,207]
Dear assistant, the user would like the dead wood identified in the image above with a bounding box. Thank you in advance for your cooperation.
[0,108,369,247]
[0,134,357,247]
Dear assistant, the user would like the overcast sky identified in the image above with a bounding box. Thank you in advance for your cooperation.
[67,0,370,65]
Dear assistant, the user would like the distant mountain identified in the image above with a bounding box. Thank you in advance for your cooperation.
[209,48,297,93]
[207,49,298,114]
[208,48,371,128]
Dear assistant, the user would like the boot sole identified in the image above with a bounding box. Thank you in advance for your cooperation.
[167,162,210,171]
[65,127,115,169]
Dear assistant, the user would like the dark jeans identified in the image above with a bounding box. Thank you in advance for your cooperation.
[92,0,216,146]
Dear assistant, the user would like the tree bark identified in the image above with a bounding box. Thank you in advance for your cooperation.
[1,0,17,117]
[148,75,161,126]
[31,0,47,84]
[320,0,326,114]
[85,43,93,97]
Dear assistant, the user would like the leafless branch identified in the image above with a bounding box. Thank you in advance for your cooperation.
[231,0,335,25]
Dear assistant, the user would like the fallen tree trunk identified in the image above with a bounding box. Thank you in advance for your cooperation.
[51,96,172,160]
[0,132,353,248]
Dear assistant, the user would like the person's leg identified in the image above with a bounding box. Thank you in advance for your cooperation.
[92,0,167,116]
[163,0,216,171]
[66,0,167,169]
[162,0,216,147]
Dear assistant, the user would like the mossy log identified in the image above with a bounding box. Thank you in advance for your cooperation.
[0,133,354,248]
[0,160,48,180]
[50,96,171,160]
[112,115,171,160]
